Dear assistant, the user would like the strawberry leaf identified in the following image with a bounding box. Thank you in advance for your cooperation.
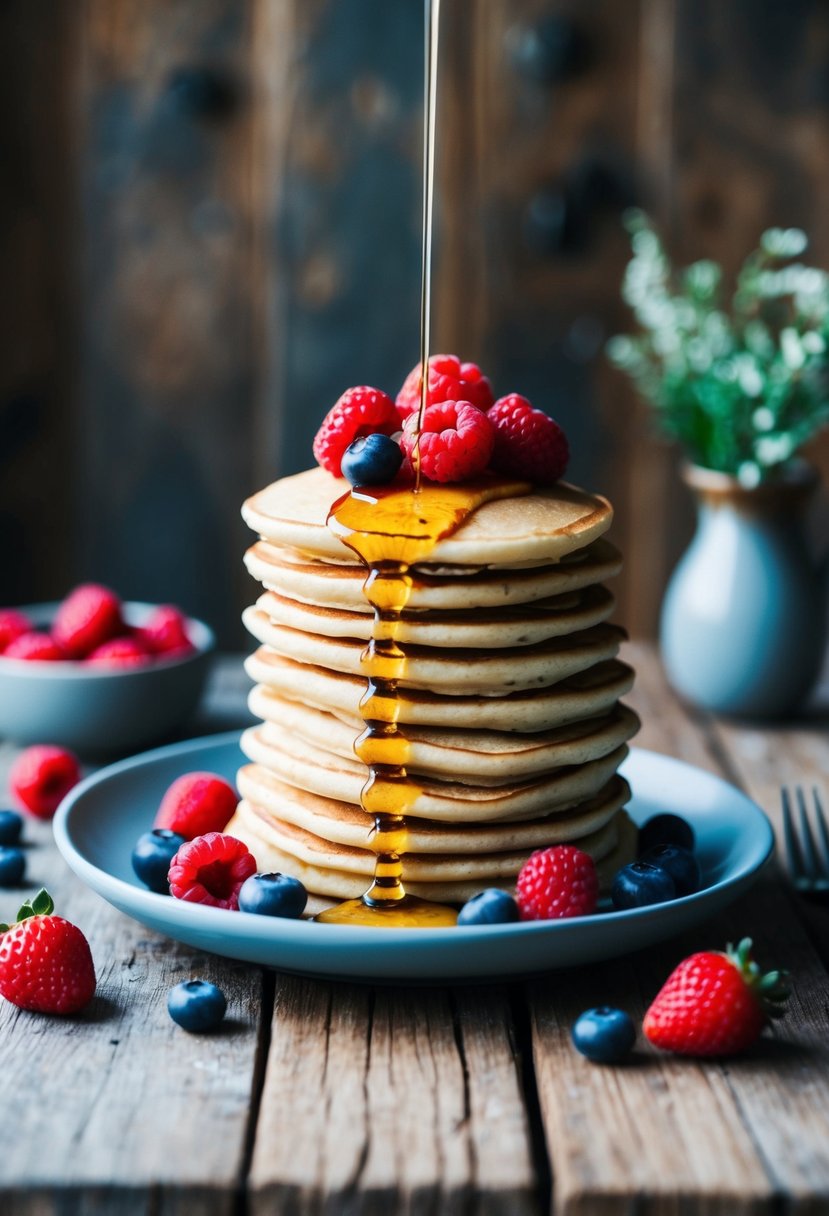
[17,889,54,921]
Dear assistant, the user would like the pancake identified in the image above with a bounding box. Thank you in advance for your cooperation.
[244,536,623,611]
[245,650,636,732]
[253,583,616,648]
[248,688,640,781]
[233,769,631,852]
[242,467,613,567]
[240,722,629,822]
[242,608,625,694]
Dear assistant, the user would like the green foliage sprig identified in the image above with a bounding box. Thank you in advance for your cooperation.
[607,211,829,484]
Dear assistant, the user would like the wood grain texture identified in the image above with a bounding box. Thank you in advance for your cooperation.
[249,978,538,1215]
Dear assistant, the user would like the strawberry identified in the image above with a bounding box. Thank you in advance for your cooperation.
[0,889,96,1015]
[154,772,238,840]
[643,938,789,1057]
[9,744,82,819]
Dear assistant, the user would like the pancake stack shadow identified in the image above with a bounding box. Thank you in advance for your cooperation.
[226,468,640,911]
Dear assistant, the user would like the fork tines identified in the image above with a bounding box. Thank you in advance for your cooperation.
[782,787,829,896]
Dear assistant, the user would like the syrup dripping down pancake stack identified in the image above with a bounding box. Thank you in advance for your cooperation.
[225,465,639,910]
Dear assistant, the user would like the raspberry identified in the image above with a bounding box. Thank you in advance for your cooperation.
[3,632,65,661]
[396,354,494,420]
[488,394,569,485]
[86,637,151,667]
[9,745,82,820]
[313,386,400,477]
[154,772,239,840]
[136,605,194,657]
[52,584,123,658]
[0,890,96,1016]
[515,845,598,920]
[168,832,256,909]
[0,610,32,653]
[400,400,494,484]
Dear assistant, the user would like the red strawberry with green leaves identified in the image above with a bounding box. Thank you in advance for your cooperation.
[643,938,789,1057]
[0,889,96,1015]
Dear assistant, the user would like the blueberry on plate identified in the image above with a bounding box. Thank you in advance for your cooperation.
[457,888,520,926]
[572,1007,636,1063]
[238,872,307,918]
[341,434,403,486]
[0,810,23,846]
[642,843,701,896]
[0,846,25,887]
[132,829,187,894]
[167,979,227,1033]
[611,861,676,910]
[638,812,695,854]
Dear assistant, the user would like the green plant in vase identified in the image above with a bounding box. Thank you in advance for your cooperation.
[608,212,829,718]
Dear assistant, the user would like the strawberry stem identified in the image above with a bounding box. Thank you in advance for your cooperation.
[16,889,55,922]
[726,938,790,1019]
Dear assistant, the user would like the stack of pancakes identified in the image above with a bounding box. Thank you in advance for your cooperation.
[225,466,639,910]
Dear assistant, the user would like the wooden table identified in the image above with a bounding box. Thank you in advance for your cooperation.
[2,644,828,1216]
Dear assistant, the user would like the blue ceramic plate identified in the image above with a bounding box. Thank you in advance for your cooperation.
[54,732,774,982]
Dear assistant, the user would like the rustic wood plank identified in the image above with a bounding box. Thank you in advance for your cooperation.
[249,978,538,1215]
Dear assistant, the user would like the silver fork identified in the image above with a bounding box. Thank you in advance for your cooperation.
[781,787,829,903]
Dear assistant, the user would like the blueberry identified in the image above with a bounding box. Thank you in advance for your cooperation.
[341,434,403,486]
[611,861,676,910]
[132,829,187,894]
[238,872,307,918]
[572,1007,636,1063]
[639,813,695,854]
[0,810,23,846]
[642,843,700,896]
[0,846,25,887]
[457,888,520,926]
[167,979,227,1033]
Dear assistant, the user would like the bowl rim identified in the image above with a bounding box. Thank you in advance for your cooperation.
[0,601,216,680]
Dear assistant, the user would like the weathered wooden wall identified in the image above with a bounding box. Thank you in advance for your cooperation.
[2,0,829,644]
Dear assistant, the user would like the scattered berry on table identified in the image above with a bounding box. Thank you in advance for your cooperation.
[167,978,227,1033]
[313,386,400,477]
[86,637,151,667]
[132,829,187,894]
[340,433,403,487]
[0,609,32,653]
[136,605,195,658]
[642,844,700,896]
[0,889,96,1015]
[3,632,65,661]
[638,813,695,854]
[457,888,520,926]
[52,583,123,659]
[0,810,23,846]
[0,847,25,887]
[400,400,494,484]
[9,745,81,820]
[643,938,789,1057]
[238,872,308,918]
[572,1007,637,1064]
[611,861,676,910]
[168,832,256,909]
[396,354,494,420]
[515,845,599,920]
[154,772,238,840]
[488,394,569,485]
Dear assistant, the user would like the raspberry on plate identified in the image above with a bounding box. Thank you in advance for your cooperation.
[136,605,194,657]
[0,610,32,653]
[9,745,82,819]
[3,632,65,661]
[400,400,494,484]
[313,386,400,477]
[168,832,257,909]
[0,888,96,1015]
[396,354,494,419]
[515,844,599,920]
[52,584,123,659]
[488,393,569,485]
[86,637,151,667]
[154,772,238,840]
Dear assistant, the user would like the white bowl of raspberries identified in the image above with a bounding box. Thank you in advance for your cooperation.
[0,585,215,754]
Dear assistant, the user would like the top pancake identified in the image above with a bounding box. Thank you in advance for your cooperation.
[243,467,613,567]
